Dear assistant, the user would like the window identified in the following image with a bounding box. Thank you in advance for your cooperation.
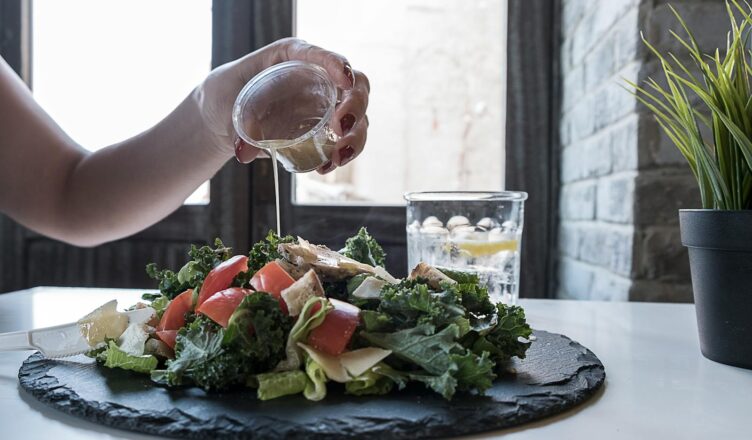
[31,0,212,204]
[295,0,507,205]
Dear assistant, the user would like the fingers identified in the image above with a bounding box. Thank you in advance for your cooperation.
[332,71,369,137]
[234,138,265,164]
[280,38,354,91]
[316,118,368,174]
[334,115,368,166]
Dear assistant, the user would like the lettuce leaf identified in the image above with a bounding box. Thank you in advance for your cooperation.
[275,297,332,371]
[303,355,328,401]
[345,368,394,396]
[101,340,158,374]
[255,370,307,400]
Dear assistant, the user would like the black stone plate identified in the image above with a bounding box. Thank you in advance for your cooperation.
[18,330,604,439]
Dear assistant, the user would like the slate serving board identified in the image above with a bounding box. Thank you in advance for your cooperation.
[18,330,605,439]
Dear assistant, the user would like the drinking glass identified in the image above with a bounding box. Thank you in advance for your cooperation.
[405,191,528,304]
[232,61,339,173]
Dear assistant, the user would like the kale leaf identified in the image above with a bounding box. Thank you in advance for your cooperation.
[361,324,496,399]
[437,267,480,284]
[455,283,496,317]
[451,350,496,392]
[223,292,292,374]
[340,227,386,267]
[361,324,461,375]
[145,238,231,299]
[377,279,465,330]
[151,317,245,390]
[463,303,533,364]
[247,231,296,275]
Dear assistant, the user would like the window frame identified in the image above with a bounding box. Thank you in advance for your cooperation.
[505,0,561,298]
[0,0,561,297]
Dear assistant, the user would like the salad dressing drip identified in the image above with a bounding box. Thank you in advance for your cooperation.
[256,132,335,237]
[270,148,281,237]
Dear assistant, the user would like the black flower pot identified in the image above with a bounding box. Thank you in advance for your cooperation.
[680,209,752,369]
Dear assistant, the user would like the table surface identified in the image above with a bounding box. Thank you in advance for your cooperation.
[0,287,749,439]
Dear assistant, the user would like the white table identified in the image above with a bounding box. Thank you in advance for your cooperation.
[0,287,749,439]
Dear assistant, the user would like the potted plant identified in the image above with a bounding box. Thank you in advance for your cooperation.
[628,1,752,369]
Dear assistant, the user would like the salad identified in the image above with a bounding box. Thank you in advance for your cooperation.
[83,228,533,401]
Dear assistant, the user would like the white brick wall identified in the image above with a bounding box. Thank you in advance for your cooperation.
[557,0,726,301]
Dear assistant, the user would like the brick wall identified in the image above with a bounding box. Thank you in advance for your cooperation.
[557,0,727,301]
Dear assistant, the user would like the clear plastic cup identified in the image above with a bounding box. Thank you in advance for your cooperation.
[232,61,339,173]
[404,191,528,304]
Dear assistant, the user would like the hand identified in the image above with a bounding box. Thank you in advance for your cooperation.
[195,38,370,173]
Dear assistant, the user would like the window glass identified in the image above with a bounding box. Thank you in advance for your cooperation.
[32,0,212,204]
[295,0,506,205]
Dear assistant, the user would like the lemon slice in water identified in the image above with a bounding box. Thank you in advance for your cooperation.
[456,240,518,257]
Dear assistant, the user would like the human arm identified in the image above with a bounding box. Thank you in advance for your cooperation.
[0,38,369,246]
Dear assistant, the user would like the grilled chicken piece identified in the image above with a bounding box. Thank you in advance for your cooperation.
[145,337,174,360]
[409,262,457,290]
[276,258,310,280]
[281,269,325,316]
[278,238,375,282]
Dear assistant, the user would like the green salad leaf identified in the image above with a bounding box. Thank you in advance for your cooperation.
[437,267,480,285]
[340,227,386,267]
[464,304,533,364]
[255,370,307,400]
[149,295,171,318]
[145,238,231,299]
[223,292,291,374]
[100,340,158,374]
[275,297,332,371]
[377,280,465,330]
[151,317,244,390]
[345,368,394,396]
[407,370,458,400]
[303,356,328,401]
[452,351,495,392]
[361,324,460,376]
[450,282,496,317]
[248,231,296,274]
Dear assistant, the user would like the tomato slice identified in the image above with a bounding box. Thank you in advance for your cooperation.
[156,330,179,350]
[197,255,249,307]
[196,287,253,328]
[157,289,194,332]
[306,298,361,356]
[250,261,295,314]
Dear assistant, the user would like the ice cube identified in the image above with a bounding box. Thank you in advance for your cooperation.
[407,220,421,232]
[490,226,516,242]
[422,216,443,228]
[451,225,483,241]
[421,225,449,236]
[477,217,499,231]
[447,215,470,230]
[502,220,517,231]
[489,227,504,240]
